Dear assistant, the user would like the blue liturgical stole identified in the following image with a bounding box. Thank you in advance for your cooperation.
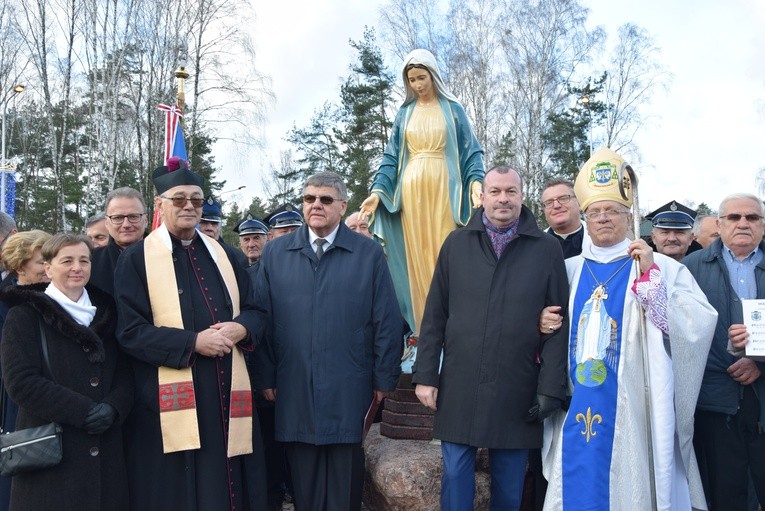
[562,257,632,510]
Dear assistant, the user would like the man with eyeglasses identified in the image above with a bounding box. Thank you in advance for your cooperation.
[541,148,716,510]
[683,193,765,510]
[90,186,148,295]
[114,158,268,511]
[541,179,590,259]
[253,171,401,511]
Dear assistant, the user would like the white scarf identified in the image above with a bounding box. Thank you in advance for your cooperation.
[584,238,631,264]
[45,283,97,327]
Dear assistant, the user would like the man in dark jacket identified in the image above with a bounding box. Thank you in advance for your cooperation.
[90,187,147,295]
[412,166,569,510]
[683,192,765,510]
[255,171,401,511]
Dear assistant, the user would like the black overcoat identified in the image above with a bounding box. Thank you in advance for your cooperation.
[412,206,569,449]
[0,284,133,511]
[89,238,123,296]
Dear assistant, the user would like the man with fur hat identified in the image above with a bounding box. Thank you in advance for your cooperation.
[541,148,717,510]
[114,157,267,510]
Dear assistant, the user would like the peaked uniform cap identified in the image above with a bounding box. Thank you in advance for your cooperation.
[264,203,304,229]
[646,200,696,230]
[201,196,223,223]
[234,213,269,236]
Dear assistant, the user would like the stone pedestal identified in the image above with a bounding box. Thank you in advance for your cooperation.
[380,373,435,441]
[363,424,490,510]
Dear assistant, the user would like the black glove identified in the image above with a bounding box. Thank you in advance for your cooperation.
[84,403,117,435]
[526,394,562,423]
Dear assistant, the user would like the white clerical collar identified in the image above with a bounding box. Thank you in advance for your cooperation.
[583,238,631,263]
[45,282,97,326]
[552,222,583,239]
[308,224,340,249]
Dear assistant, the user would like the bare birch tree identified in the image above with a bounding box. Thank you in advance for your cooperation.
[603,23,669,152]
[19,0,81,229]
[498,0,603,204]
[443,0,505,159]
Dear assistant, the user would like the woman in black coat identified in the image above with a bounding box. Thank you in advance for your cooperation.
[0,233,133,511]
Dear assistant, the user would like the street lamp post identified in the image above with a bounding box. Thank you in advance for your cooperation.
[1,85,25,213]
[220,185,246,195]
[579,94,592,157]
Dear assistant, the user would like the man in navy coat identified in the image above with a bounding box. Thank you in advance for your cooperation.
[255,171,401,511]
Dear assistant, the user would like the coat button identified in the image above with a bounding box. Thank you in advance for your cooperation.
[83,346,90,353]
[89,447,99,456]
[178,288,184,295]
[90,377,100,387]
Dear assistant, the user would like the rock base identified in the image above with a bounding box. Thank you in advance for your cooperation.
[363,424,490,510]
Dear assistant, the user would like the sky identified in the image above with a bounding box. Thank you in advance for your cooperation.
[213,0,765,216]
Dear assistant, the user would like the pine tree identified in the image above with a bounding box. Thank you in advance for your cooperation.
[335,27,395,212]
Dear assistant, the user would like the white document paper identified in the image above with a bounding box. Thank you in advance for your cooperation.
[742,299,765,358]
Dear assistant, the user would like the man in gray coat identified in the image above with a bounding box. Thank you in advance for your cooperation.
[412,166,569,510]
[255,171,401,511]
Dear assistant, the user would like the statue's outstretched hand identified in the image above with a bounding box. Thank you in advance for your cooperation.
[359,193,380,220]
[471,181,483,209]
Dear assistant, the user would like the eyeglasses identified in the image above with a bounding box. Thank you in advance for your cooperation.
[719,213,764,223]
[160,196,205,208]
[541,194,574,209]
[584,209,628,221]
[106,213,146,224]
[303,194,343,205]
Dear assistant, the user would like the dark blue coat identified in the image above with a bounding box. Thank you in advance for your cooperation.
[254,223,401,445]
[683,238,765,418]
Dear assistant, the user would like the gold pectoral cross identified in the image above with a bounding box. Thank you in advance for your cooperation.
[590,285,607,312]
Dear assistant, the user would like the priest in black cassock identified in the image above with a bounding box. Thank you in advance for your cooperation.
[115,157,267,510]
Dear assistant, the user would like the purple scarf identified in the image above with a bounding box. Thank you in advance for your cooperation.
[482,212,519,258]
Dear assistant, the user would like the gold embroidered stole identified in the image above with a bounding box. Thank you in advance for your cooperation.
[144,226,253,456]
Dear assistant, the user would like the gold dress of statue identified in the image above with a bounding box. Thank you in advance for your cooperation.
[399,103,455,329]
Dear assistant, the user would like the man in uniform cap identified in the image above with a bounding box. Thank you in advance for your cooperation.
[199,196,224,239]
[646,200,702,261]
[200,195,248,268]
[236,214,269,289]
[115,156,267,510]
[263,204,303,240]
[541,148,716,510]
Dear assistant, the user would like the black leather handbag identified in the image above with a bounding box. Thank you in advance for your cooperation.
[0,319,63,476]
